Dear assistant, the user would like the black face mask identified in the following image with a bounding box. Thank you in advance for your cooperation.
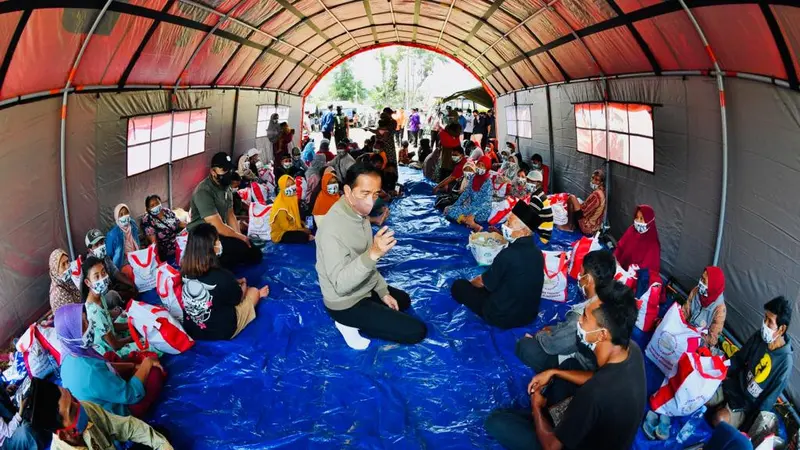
[215,171,233,187]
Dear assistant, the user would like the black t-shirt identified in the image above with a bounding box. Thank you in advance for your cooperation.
[555,342,647,450]
[182,267,242,341]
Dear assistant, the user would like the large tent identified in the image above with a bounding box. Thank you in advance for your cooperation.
[0,0,799,404]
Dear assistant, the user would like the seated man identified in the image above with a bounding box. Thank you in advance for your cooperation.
[485,282,646,450]
[526,171,554,244]
[315,162,427,349]
[84,229,137,302]
[450,202,544,329]
[515,250,615,378]
[1,380,47,450]
[707,296,793,430]
[22,378,172,450]
[188,152,262,269]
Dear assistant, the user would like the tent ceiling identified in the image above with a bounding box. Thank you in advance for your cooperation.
[0,0,798,101]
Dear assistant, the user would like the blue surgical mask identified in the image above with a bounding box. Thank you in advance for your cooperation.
[149,204,162,216]
[90,276,110,295]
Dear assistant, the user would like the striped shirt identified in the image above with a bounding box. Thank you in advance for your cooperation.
[529,188,554,244]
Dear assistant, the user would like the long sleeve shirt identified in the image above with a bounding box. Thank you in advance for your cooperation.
[51,401,173,450]
[682,287,727,347]
[60,354,145,417]
[0,414,22,446]
[315,198,389,311]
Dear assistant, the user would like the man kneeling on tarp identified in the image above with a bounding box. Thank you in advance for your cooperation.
[706,296,793,431]
[22,378,173,450]
[450,202,544,329]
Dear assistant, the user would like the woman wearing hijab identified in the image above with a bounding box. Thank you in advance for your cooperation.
[55,303,164,418]
[331,141,356,182]
[49,248,82,313]
[469,148,485,162]
[437,122,463,182]
[106,203,140,272]
[682,267,727,346]
[275,122,294,161]
[444,155,493,232]
[423,140,441,181]
[270,176,314,244]
[266,113,280,154]
[614,204,661,286]
[304,154,328,205]
[568,169,606,235]
[312,172,340,219]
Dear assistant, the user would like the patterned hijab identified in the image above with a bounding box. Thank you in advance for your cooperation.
[48,249,81,313]
[114,203,139,254]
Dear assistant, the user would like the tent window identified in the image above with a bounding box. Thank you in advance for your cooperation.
[575,102,654,172]
[505,105,532,139]
[126,109,207,177]
[256,105,290,138]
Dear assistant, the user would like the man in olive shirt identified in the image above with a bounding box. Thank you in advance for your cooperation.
[188,152,262,268]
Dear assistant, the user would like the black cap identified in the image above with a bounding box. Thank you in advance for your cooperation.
[512,201,542,231]
[22,378,63,433]
[211,152,234,171]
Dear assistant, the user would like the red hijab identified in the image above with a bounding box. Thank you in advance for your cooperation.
[614,205,661,281]
[472,156,492,192]
[701,266,725,307]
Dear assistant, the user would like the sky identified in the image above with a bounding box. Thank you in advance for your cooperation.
[309,46,480,99]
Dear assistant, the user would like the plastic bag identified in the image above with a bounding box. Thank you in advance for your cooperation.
[650,352,728,416]
[127,244,160,291]
[542,251,569,302]
[646,303,704,375]
[467,232,507,266]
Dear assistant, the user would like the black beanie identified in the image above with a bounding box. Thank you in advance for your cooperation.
[512,201,542,231]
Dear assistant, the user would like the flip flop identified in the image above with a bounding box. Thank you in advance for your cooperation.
[655,414,671,441]
[642,411,659,440]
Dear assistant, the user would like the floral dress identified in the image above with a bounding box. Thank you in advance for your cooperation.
[142,208,181,261]
[445,176,494,224]
[86,296,138,358]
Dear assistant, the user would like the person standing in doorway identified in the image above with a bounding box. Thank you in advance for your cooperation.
[393,108,406,147]
[188,152,262,269]
[463,108,474,142]
[486,109,497,150]
[320,104,335,141]
[408,108,421,148]
[334,105,349,148]
[472,110,485,148]
[457,109,467,135]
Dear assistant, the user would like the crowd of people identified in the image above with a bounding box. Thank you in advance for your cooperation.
[1,103,792,450]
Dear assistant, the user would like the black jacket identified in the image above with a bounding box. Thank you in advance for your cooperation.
[482,235,544,328]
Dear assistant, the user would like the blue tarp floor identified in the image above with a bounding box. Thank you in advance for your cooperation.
[148,167,714,449]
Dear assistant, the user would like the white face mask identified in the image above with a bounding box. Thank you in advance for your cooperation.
[576,320,606,352]
[476,168,486,176]
[284,186,297,197]
[698,280,708,297]
[215,241,223,257]
[501,223,517,243]
[452,155,462,163]
[633,220,649,234]
[255,161,264,169]
[283,162,293,169]
[92,244,107,259]
[326,185,339,195]
[578,273,590,298]
[761,322,777,344]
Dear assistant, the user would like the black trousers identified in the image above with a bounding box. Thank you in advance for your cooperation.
[515,336,582,405]
[410,130,419,147]
[326,286,427,345]
[218,235,263,269]
[485,409,542,450]
[451,279,535,330]
[278,230,310,244]
[463,132,472,142]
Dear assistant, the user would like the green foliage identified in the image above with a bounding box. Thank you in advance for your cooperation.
[328,60,368,102]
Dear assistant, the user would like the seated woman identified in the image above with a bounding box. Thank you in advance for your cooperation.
[444,156,493,232]
[106,203,140,272]
[508,167,529,200]
[417,138,432,167]
[85,229,138,302]
[237,148,260,182]
[683,266,726,347]
[312,172,340,220]
[270,175,314,244]
[49,248,82,313]
[304,154,328,206]
[614,204,661,285]
[275,122,294,161]
[181,223,269,340]
[398,140,415,166]
[274,153,302,181]
[567,169,606,235]
[81,256,139,358]
[331,141,356,182]
[142,194,185,263]
[55,303,164,418]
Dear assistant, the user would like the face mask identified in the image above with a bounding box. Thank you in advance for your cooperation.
[347,191,374,217]
[761,322,777,344]
[118,215,130,227]
[698,280,708,297]
[60,401,90,436]
[337,150,345,156]
[515,176,526,185]
[215,242,223,257]
[90,276,110,295]
[576,320,605,352]
[255,161,264,170]
[590,182,599,190]
[284,186,297,197]
[452,156,462,163]
[501,224,517,243]
[92,244,107,259]
[326,185,339,195]
[282,162,293,169]
[526,183,538,192]
[216,171,233,187]
[60,269,71,283]
[633,220,649,234]
[476,168,486,176]
[149,204,162,216]
[532,163,542,170]
[373,148,381,154]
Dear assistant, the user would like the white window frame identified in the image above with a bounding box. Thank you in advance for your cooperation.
[505,105,532,139]
[256,104,290,138]
[126,109,207,177]
[575,102,654,173]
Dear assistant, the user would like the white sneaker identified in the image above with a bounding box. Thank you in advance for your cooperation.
[335,321,370,350]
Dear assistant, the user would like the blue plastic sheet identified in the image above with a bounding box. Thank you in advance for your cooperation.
[148,168,710,449]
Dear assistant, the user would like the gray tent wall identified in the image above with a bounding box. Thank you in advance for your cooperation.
[497,76,800,402]
[0,88,302,346]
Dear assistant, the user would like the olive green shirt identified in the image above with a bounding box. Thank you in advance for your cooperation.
[50,401,172,450]
[188,176,233,231]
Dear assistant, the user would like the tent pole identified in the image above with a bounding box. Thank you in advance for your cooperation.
[678,0,728,265]
[231,87,240,158]
[546,85,555,193]
[59,0,113,259]
[602,80,611,229]
[168,109,175,208]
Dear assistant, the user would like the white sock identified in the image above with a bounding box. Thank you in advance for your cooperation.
[335,322,370,350]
